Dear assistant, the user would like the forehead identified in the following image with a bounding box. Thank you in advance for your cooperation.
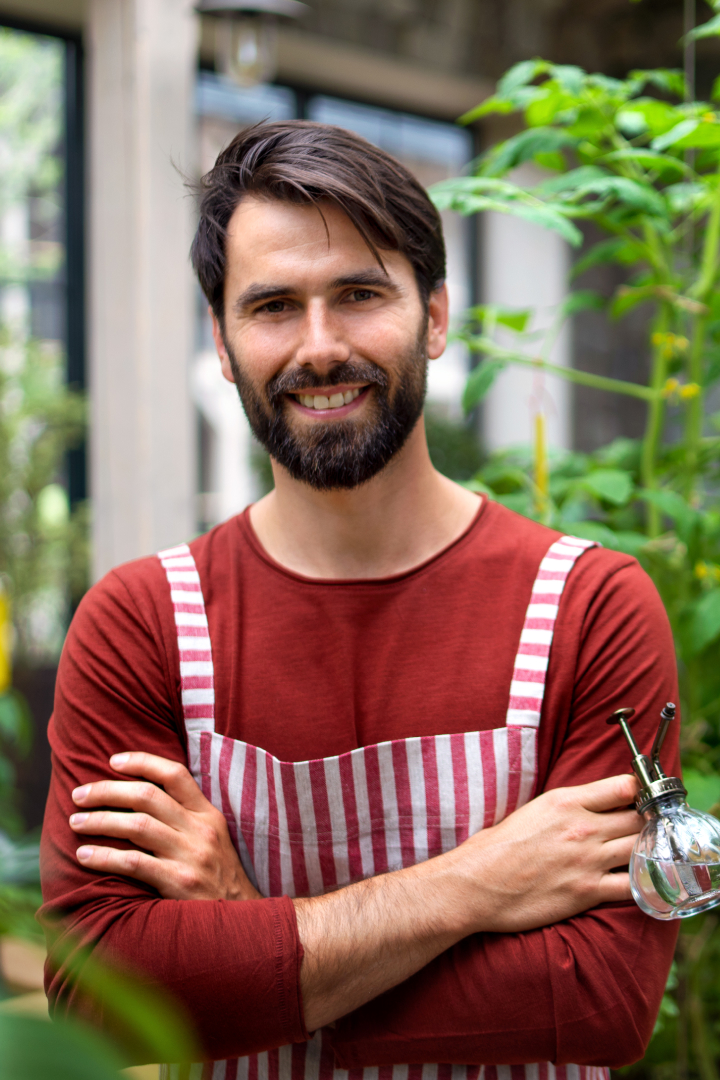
[224,196,411,286]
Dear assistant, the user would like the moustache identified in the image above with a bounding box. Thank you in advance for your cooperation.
[266,361,389,407]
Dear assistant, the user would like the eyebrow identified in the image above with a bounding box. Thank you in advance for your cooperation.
[232,270,404,314]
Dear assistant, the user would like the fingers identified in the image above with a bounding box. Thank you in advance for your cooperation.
[568,773,640,813]
[70,808,179,857]
[74,843,186,897]
[72,779,186,829]
[597,808,642,842]
[599,834,637,870]
[596,870,633,904]
[109,752,208,812]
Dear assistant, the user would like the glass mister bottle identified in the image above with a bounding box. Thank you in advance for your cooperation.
[608,704,720,920]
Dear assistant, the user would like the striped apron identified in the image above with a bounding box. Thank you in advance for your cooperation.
[157,534,608,1080]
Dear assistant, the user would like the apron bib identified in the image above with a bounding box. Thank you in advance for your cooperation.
[157,535,607,1080]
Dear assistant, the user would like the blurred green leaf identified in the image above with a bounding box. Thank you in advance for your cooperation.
[462,361,506,412]
[571,237,643,279]
[683,769,720,813]
[580,469,634,506]
[0,1013,125,1080]
[559,291,605,318]
[686,12,720,40]
[683,590,720,656]
[479,127,577,177]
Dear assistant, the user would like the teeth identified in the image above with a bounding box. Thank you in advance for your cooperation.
[297,388,363,410]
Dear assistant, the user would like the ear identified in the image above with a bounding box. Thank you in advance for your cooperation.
[426,284,449,360]
[210,308,236,384]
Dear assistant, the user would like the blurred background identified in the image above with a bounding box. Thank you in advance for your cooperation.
[2,1,720,1076]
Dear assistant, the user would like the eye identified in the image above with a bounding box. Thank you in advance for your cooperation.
[258,299,289,314]
[347,289,378,303]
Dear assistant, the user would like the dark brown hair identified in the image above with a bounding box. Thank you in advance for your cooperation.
[191,120,446,322]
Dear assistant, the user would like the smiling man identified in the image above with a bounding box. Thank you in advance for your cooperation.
[40,122,679,1077]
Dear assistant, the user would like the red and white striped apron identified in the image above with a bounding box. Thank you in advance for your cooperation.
[157,534,608,1080]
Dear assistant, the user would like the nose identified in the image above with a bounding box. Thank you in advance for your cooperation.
[294,299,350,375]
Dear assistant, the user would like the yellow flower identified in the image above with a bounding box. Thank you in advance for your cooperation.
[703,112,716,122]
[696,561,709,579]
[680,382,701,399]
[663,378,680,398]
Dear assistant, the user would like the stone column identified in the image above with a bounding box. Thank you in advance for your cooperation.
[88,0,198,580]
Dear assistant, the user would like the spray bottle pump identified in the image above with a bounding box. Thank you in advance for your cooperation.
[608,704,720,920]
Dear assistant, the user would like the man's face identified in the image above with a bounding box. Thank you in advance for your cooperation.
[212,196,448,490]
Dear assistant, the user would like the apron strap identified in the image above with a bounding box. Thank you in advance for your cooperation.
[158,543,215,735]
[506,535,598,729]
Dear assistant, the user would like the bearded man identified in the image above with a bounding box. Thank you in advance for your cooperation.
[40,121,679,1077]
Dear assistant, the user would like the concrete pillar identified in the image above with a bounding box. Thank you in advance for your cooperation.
[88,0,198,580]
[481,164,571,452]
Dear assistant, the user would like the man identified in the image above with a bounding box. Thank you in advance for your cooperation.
[40,121,679,1077]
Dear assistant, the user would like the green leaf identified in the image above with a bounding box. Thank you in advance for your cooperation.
[682,768,720,813]
[497,59,549,98]
[572,238,643,279]
[651,119,700,151]
[581,468,634,506]
[534,165,610,195]
[686,12,720,40]
[610,285,657,319]
[684,590,720,656]
[429,177,583,245]
[462,361,506,412]
[712,74,720,103]
[463,305,532,333]
[640,488,699,538]
[0,1013,124,1080]
[566,176,667,216]
[533,151,566,172]
[600,147,689,176]
[458,95,515,125]
[617,99,684,137]
[479,127,577,178]
[664,181,706,215]
[626,69,686,99]
[558,520,617,546]
[558,290,605,318]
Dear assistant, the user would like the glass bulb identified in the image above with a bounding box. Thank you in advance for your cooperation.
[631,794,720,919]
[215,14,278,88]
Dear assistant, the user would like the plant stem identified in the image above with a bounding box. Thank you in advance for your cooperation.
[640,305,671,537]
[534,411,549,522]
[466,337,659,401]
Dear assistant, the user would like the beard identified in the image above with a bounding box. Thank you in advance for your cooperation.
[224,327,428,491]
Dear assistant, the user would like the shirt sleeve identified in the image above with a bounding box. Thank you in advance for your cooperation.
[39,564,307,1063]
[329,557,680,1070]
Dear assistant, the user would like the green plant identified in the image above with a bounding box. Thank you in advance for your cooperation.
[430,43,720,1078]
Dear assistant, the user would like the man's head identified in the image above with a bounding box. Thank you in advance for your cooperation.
[191,121,448,490]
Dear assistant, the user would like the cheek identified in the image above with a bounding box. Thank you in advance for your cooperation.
[231,323,296,381]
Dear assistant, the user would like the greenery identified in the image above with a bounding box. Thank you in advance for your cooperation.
[429,27,720,1077]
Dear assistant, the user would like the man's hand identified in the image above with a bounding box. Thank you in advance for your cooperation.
[69,752,261,901]
[70,755,641,1031]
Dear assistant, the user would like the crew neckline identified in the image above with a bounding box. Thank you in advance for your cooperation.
[236,494,488,587]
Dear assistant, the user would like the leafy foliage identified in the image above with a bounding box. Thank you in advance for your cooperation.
[432,41,720,1078]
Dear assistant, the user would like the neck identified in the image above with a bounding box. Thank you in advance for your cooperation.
[249,418,481,579]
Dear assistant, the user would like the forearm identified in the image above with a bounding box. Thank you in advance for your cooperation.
[294,847,470,1030]
[294,773,638,1032]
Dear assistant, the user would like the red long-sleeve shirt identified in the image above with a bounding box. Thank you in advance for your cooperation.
[40,498,679,1066]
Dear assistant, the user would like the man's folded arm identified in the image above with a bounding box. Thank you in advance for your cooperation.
[39,565,308,1061]
[330,558,680,1069]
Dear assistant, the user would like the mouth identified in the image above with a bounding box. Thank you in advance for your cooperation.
[287,385,370,417]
